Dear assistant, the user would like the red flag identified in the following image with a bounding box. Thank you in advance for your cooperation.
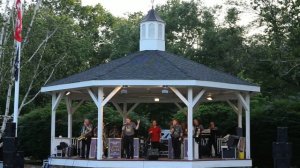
[14,0,22,42]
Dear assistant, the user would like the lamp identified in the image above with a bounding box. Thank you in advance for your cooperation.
[121,85,128,94]
[154,98,160,102]
[162,85,169,94]
[206,96,213,101]
[66,92,71,96]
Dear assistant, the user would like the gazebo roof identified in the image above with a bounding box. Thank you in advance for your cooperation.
[42,50,259,92]
[141,9,165,23]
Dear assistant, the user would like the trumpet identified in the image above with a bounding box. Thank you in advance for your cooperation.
[77,134,87,141]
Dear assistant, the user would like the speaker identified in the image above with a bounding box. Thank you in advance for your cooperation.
[3,151,15,167]
[272,142,292,159]
[277,127,288,142]
[3,137,17,152]
[4,122,16,137]
[146,149,159,160]
[274,158,291,168]
[236,127,243,137]
[15,151,24,168]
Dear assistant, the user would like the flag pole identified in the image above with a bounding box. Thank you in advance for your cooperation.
[13,0,22,137]
[13,42,21,137]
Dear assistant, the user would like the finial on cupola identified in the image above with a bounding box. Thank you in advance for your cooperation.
[139,1,166,51]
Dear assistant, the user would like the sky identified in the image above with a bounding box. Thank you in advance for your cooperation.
[81,0,223,17]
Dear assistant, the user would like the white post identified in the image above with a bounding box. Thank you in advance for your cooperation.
[67,113,72,138]
[245,93,251,159]
[66,97,72,138]
[13,42,21,136]
[238,99,243,128]
[187,88,193,160]
[51,93,56,155]
[97,87,104,160]
[123,103,127,123]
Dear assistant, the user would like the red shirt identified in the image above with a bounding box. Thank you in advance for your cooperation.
[149,126,161,142]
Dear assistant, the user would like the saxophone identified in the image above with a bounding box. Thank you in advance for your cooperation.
[77,127,93,141]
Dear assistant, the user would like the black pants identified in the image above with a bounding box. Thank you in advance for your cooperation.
[208,139,218,157]
[172,137,181,159]
[151,141,160,150]
[195,137,202,158]
[123,135,134,158]
[81,138,91,158]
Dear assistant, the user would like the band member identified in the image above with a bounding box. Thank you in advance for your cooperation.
[80,119,93,159]
[193,119,204,159]
[208,121,219,157]
[148,120,161,150]
[170,119,183,159]
[122,117,140,159]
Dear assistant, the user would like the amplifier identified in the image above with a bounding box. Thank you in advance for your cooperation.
[277,127,288,142]
[4,122,16,137]
[3,137,17,152]
[3,151,15,167]
[272,142,292,159]
[146,149,159,160]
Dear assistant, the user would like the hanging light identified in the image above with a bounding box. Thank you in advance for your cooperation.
[121,85,128,94]
[206,96,213,101]
[66,92,71,96]
[154,98,160,102]
[161,85,169,94]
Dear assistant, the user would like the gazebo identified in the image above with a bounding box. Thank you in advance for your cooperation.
[41,8,260,168]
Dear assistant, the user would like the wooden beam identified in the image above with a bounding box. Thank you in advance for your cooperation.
[174,102,183,110]
[235,92,249,112]
[128,103,140,113]
[227,100,239,114]
[170,87,189,106]
[102,86,122,106]
[52,92,64,111]
[192,89,206,106]
[72,100,84,114]
[87,88,98,107]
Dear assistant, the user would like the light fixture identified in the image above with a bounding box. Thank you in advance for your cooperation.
[121,89,128,94]
[154,98,160,102]
[66,92,71,96]
[206,96,213,101]
[121,85,128,94]
[162,85,169,94]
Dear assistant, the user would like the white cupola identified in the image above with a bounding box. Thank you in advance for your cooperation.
[139,9,166,51]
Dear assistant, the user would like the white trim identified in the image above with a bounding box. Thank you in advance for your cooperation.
[97,87,104,160]
[41,80,260,93]
[48,158,252,168]
[245,93,251,159]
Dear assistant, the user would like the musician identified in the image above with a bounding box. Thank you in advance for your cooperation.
[148,120,161,150]
[193,119,204,159]
[208,121,219,157]
[80,119,93,159]
[170,119,183,159]
[122,117,140,159]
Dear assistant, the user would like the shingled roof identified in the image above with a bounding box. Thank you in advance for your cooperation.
[141,9,165,23]
[45,50,256,87]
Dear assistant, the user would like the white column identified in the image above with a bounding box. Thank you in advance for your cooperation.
[51,93,57,155]
[68,113,72,138]
[187,88,193,160]
[238,100,243,128]
[245,93,251,159]
[66,97,73,138]
[123,103,128,123]
[97,87,104,160]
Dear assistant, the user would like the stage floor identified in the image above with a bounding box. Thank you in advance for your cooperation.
[48,157,252,168]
